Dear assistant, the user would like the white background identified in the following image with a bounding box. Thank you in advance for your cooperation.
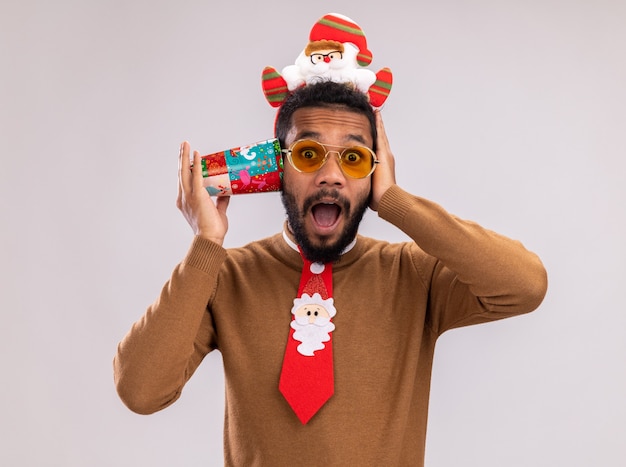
[2,0,624,465]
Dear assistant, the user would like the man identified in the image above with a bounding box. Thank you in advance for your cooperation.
[114,81,547,465]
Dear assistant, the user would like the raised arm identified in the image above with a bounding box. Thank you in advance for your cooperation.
[114,142,231,414]
[372,113,547,331]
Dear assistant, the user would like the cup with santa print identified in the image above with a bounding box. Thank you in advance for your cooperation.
[199,138,284,196]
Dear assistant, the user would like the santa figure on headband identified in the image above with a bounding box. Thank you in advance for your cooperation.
[262,13,393,108]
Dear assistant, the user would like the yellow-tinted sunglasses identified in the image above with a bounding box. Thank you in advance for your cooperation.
[282,140,378,179]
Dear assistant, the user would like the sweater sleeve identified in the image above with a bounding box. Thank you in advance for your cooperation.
[113,236,228,414]
[378,185,548,334]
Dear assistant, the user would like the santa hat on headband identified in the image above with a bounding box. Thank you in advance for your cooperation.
[308,13,373,67]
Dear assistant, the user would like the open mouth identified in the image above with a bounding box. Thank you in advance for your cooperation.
[311,202,341,228]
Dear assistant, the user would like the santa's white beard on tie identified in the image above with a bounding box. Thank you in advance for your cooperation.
[291,320,336,356]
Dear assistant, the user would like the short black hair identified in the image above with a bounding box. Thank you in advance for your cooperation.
[275,80,377,150]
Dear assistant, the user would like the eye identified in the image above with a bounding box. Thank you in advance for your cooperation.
[301,149,317,160]
[297,144,322,161]
[343,150,363,165]
[310,54,324,64]
[328,51,342,60]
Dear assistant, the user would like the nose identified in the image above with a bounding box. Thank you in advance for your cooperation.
[324,56,331,63]
[314,153,345,187]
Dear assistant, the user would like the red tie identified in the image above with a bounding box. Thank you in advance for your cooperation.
[279,250,336,424]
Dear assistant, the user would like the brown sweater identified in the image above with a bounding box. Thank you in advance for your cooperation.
[114,185,547,466]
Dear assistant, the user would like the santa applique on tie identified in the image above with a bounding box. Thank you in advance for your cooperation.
[279,249,336,424]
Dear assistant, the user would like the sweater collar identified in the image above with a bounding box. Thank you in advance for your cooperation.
[282,227,357,256]
[272,225,366,272]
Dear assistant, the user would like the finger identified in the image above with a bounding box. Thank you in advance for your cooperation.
[179,141,192,195]
[375,112,396,175]
[177,142,185,208]
[192,150,205,192]
[375,111,391,155]
[215,195,231,216]
[371,112,396,208]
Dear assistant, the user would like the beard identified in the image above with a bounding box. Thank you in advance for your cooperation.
[281,186,370,264]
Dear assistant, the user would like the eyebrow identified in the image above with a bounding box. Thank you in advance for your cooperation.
[295,131,370,147]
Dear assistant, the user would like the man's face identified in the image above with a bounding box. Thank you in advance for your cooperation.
[281,106,373,264]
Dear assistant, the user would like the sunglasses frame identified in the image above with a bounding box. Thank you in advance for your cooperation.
[282,139,379,179]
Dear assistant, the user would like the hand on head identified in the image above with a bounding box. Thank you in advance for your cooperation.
[369,110,396,212]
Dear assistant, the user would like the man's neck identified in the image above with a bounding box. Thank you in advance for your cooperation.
[282,227,357,259]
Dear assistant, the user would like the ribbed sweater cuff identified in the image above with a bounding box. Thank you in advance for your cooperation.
[183,236,228,273]
[377,184,413,229]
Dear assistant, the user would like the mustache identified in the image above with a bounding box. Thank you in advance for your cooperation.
[302,188,351,215]
[293,315,333,327]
